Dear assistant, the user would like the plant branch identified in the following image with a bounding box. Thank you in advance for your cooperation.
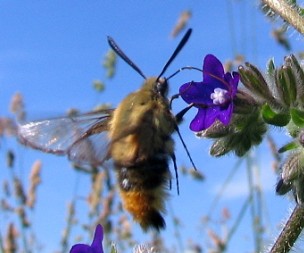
[269,204,304,253]
[261,0,304,35]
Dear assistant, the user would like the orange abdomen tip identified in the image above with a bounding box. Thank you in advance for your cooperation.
[120,189,167,231]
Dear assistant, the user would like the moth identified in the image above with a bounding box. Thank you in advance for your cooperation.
[18,29,194,231]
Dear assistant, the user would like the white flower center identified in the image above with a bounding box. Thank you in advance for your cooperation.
[210,88,229,105]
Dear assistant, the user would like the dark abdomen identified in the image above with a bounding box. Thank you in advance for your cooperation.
[116,153,171,231]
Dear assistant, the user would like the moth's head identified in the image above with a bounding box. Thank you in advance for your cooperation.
[142,77,168,97]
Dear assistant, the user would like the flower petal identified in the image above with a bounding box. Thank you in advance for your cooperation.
[231,72,240,95]
[203,54,225,83]
[69,225,104,253]
[179,81,215,105]
[91,225,104,253]
[70,244,92,253]
[180,54,239,132]
[190,109,208,131]
[216,103,233,125]
[190,104,234,131]
[190,107,218,131]
[224,72,239,95]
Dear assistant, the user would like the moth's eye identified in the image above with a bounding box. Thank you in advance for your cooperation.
[156,78,168,96]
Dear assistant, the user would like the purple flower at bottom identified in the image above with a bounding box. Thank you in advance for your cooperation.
[70,224,104,253]
[179,54,239,131]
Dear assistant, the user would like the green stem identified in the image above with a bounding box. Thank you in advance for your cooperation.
[246,156,261,253]
[168,202,184,253]
[226,195,251,243]
[207,158,244,217]
[261,0,304,35]
[269,204,304,253]
[0,232,5,253]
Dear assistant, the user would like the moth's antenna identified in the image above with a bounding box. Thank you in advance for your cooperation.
[167,66,202,81]
[156,28,192,81]
[107,36,147,80]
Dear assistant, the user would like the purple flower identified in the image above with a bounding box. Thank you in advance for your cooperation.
[179,54,239,131]
[70,225,104,253]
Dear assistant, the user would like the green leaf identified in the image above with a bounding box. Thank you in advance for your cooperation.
[278,141,299,153]
[261,104,290,126]
[196,120,232,138]
[291,108,304,127]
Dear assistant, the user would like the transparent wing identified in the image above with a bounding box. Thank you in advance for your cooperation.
[18,110,114,167]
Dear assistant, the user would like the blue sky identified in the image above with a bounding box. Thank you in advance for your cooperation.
[0,1,303,252]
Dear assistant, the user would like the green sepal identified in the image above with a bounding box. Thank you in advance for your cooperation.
[290,108,304,127]
[196,120,233,138]
[208,110,266,157]
[261,104,290,126]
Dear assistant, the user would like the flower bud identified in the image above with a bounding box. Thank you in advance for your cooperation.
[277,171,304,204]
[292,177,304,204]
[266,58,276,76]
[233,91,259,114]
[238,63,273,102]
[210,138,233,157]
[285,54,304,106]
[274,65,297,108]
[276,176,292,196]
[281,151,304,182]
[279,151,304,204]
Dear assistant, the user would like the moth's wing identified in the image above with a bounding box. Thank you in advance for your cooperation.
[66,112,113,167]
[18,110,113,166]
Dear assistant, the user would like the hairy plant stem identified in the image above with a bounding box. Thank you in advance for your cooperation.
[261,0,304,35]
[269,204,304,253]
